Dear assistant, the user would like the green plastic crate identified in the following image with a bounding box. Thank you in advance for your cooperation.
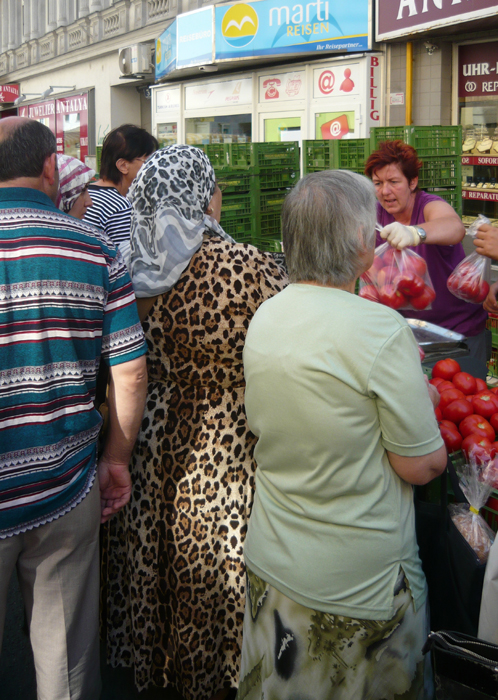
[425,187,462,216]
[259,209,282,240]
[259,188,289,213]
[254,236,283,252]
[408,125,462,158]
[96,145,102,174]
[370,126,411,151]
[487,314,498,348]
[418,157,461,189]
[197,143,229,170]
[226,142,300,171]
[303,139,371,175]
[220,192,254,221]
[216,171,255,194]
[259,169,299,190]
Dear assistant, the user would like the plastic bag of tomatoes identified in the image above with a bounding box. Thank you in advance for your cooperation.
[447,214,491,305]
[359,242,436,311]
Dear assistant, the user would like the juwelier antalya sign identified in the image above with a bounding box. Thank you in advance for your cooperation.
[215,0,371,60]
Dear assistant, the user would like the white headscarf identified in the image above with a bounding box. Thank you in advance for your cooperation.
[126,145,234,298]
[56,154,95,213]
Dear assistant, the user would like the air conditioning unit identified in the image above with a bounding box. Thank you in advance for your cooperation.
[119,43,152,76]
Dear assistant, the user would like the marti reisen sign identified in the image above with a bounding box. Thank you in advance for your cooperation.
[377,0,498,41]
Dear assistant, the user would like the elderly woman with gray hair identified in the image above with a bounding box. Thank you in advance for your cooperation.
[237,170,447,700]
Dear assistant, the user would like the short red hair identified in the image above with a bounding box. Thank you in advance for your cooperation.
[364,140,423,184]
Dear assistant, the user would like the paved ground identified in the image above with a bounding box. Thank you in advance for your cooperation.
[0,570,184,700]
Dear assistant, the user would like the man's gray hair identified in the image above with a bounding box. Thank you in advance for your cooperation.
[282,170,377,287]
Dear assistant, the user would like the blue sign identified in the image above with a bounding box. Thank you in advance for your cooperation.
[215,0,369,60]
[156,22,177,80]
[177,7,214,68]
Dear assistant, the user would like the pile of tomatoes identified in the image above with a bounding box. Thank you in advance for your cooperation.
[447,258,490,305]
[432,358,498,462]
[360,247,435,311]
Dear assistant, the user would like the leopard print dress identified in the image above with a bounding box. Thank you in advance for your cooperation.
[102,238,287,700]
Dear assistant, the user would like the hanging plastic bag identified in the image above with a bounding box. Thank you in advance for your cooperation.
[450,449,496,564]
[359,241,436,311]
[447,214,491,304]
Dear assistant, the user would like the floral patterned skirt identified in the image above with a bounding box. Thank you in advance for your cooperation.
[236,567,433,700]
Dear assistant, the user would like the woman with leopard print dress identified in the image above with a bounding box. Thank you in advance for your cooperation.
[102,145,287,700]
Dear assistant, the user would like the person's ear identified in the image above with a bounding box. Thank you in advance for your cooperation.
[409,175,419,192]
[42,153,57,185]
[116,158,130,176]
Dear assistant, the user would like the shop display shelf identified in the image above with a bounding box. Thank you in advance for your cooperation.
[408,125,462,158]
[418,157,461,189]
[259,169,300,190]
[425,187,462,216]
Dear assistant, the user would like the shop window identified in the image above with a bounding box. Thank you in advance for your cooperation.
[315,111,355,140]
[157,122,177,147]
[63,113,81,159]
[264,117,301,143]
[185,115,251,145]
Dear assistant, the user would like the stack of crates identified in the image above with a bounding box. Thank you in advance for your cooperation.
[370,125,462,216]
[302,138,371,176]
[199,142,300,252]
[96,145,102,175]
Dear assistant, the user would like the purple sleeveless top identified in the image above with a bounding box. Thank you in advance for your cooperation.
[376,191,487,337]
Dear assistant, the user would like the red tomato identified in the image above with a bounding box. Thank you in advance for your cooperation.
[452,372,477,395]
[440,424,463,453]
[359,285,380,302]
[394,272,425,298]
[465,394,475,403]
[440,419,459,431]
[430,377,444,388]
[437,380,456,394]
[410,285,436,310]
[377,267,397,288]
[461,434,497,463]
[472,392,498,418]
[439,388,466,411]
[434,406,442,422]
[474,280,490,304]
[442,399,474,424]
[459,414,495,441]
[490,413,498,434]
[404,255,428,277]
[476,378,488,393]
[432,359,461,381]
[381,248,398,267]
[378,284,406,310]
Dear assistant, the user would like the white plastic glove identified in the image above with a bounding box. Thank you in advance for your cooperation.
[379,222,421,249]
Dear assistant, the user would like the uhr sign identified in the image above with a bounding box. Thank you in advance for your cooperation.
[459,42,498,98]
[0,84,20,102]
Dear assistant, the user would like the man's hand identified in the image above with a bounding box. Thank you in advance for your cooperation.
[473,224,498,260]
[484,280,498,314]
[380,222,421,249]
[98,455,132,523]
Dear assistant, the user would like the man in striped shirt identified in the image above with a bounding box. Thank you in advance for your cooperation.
[0,117,148,699]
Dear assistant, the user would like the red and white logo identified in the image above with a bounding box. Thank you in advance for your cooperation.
[318,70,335,95]
[321,114,349,140]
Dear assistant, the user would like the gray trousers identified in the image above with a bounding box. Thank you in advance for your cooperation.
[0,478,101,700]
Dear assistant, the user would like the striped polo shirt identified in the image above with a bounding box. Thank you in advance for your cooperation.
[0,187,147,539]
[83,184,131,247]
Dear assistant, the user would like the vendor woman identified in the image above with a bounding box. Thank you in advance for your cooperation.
[365,140,488,363]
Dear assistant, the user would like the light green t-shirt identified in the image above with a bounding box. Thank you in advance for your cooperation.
[243,283,444,620]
